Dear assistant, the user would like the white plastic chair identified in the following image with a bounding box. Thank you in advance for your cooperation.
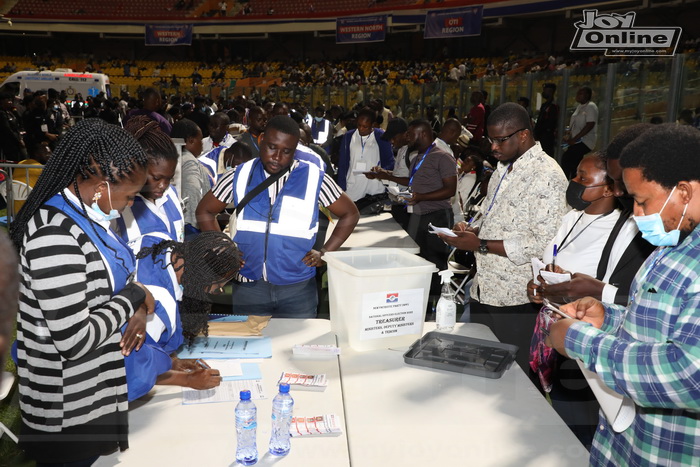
[447,248,473,305]
[0,372,18,443]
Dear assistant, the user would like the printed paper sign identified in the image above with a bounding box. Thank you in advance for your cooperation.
[361,288,424,340]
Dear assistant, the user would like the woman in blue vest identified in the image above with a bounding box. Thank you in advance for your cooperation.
[124,231,242,400]
[10,118,155,466]
[114,116,185,251]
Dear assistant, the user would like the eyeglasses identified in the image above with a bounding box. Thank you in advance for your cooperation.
[487,128,527,145]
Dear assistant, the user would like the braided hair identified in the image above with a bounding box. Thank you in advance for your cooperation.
[124,115,178,162]
[10,118,147,249]
[136,231,242,346]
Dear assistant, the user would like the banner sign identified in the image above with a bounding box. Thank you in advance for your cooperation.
[424,6,483,39]
[336,15,387,44]
[145,24,193,46]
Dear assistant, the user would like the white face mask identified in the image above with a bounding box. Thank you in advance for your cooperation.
[91,182,119,221]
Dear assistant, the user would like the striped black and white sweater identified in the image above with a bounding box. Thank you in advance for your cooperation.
[16,205,145,436]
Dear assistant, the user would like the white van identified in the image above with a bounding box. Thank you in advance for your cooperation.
[0,69,111,101]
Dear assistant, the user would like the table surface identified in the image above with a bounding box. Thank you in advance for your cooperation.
[339,322,590,467]
[326,211,419,254]
[96,319,349,467]
[96,319,588,467]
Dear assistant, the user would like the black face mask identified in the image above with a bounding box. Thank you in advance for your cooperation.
[566,180,607,211]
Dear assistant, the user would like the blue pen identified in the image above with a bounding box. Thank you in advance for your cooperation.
[552,244,558,267]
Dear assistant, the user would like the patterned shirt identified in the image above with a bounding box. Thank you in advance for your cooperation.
[470,142,568,306]
[565,227,700,466]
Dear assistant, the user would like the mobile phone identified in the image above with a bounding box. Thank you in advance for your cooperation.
[543,298,572,319]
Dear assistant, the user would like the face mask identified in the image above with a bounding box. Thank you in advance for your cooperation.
[633,186,688,247]
[314,116,323,122]
[91,182,120,221]
[566,180,607,211]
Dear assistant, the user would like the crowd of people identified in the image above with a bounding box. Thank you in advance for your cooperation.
[1,76,699,467]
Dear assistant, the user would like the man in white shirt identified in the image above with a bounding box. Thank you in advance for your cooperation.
[561,86,599,179]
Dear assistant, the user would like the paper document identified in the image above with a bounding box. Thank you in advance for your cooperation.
[352,169,369,175]
[177,336,272,359]
[530,257,571,285]
[428,223,457,237]
[291,414,343,437]
[206,360,262,381]
[577,361,635,432]
[540,270,572,285]
[182,380,266,404]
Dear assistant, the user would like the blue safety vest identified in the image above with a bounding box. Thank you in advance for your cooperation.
[233,157,324,285]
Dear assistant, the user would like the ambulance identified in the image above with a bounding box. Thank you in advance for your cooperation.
[0,69,111,101]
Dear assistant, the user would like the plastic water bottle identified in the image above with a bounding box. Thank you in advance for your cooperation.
[235,390,258,465]
[435,270,456,332]
[269,383,294,456]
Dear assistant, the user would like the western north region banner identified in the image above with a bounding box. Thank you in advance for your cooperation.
[336,15,387,44]
[145,24,193,46]
[424,7,483,39]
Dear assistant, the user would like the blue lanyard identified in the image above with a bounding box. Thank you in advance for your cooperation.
[251,134,259,152]
[360,134,369,154]
[483,163,512,217]
[409,143,435,187]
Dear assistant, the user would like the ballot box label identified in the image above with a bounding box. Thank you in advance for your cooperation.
[361,288,424,340]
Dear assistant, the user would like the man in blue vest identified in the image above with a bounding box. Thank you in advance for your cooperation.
[195,115,360,318]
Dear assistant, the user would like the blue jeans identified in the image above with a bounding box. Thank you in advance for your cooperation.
[231,277,318,318]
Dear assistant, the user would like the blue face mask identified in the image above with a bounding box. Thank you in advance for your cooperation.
[314,116,323,122]
[633,186,688,247]
[91,182,120,222]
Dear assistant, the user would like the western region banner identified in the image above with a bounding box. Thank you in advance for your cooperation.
[145,24,193,46]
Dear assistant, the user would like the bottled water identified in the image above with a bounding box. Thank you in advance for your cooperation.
[436,270,456,332]
[268,383,294,456]
[235,390,258,465]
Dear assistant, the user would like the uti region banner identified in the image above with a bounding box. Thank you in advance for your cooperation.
[424,6,483,39]
[336,15,387,44]
[145,24,193,46]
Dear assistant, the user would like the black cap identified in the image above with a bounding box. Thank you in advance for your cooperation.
[381,117,408,141]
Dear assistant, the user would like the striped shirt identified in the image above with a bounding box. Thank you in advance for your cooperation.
[212,159,342,282]
[565,226,700,466]
[17,206,145,434]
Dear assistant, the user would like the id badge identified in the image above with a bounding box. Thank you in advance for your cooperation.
[355,162,367,172]
[41,124,49,132]
[407,205,413,213]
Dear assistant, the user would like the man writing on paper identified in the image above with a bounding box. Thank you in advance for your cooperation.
[439,103,568,372]
[548,124,700,466]
[196,115,359,318]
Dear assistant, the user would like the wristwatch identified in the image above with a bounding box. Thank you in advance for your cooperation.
[479,239,489,254]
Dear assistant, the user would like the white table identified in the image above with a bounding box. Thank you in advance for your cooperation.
[338,322,590,467]
[96,320,588,466]
[326,212,419,253]
[96,320,349,467]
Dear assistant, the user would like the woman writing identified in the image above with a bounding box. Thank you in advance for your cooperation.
[11,119,155,466]
[125,231,242,400]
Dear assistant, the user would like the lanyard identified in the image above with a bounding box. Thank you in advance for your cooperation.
[409,143,435,187]
[483,163,512,217]
[557,210,614,253]
[360,134,370,154]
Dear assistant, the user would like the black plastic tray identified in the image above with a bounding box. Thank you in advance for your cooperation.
[403,331,518,379]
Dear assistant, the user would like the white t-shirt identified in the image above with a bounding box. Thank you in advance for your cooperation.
[542,208,621,277]
[345,130,386,201]
[452,172,477,223]
[570,101,598,150]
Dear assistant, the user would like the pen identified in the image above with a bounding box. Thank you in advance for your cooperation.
[196,358,211,369]
[552,244,558,267]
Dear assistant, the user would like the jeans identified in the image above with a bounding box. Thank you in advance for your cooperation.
[231,277,318,318]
